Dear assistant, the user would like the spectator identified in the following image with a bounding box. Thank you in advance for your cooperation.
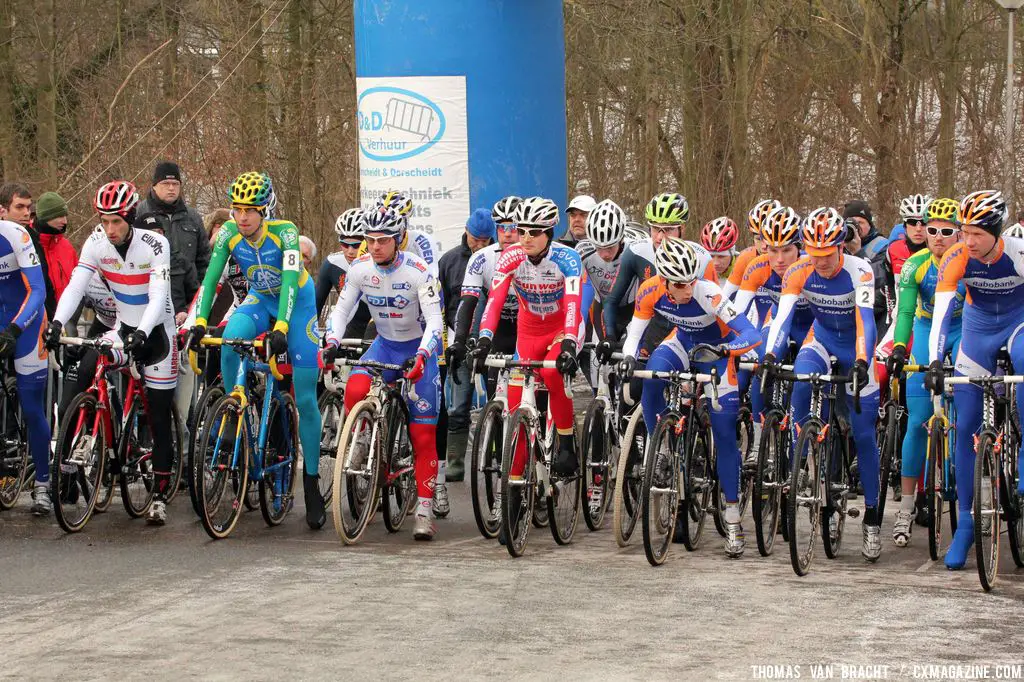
[32,192,78,303]
[843,199,886,259]
[0,183,56,317]
[299,235,317,271]
[204,208,232,243]
[560,194,596,246]
[136,161,211,325]
[437,208,495,481]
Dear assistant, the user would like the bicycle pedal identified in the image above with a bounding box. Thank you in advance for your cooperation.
[847,508,860,518]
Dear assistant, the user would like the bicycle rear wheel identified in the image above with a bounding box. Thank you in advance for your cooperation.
[753,411,785,556]
[613,408,646,547]
[875,402,898,525]
[641,413,680,566]
[317,390,344,506]
[788,420,822,576]
[974,432,1001,591]
[821,428,850,559]
[926,419,947,561]
[332,400,382,544]
[500,408,538,557]
[118,397,156,517]
[549,421,582,545]
[0,377,27,511]
[470,400,504,539]
[680,409,713,551]
[196,394,250,539]
[259,393,299,527]
[52,393,106,533]
[382,401,416,533]
[187,384,224,517]
[581,401,611,532]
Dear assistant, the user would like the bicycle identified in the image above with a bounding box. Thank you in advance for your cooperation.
[773,360,862,576]
[611,396,646,548]
[580,346,625,531]
[634,344,723,566]
[468,356,512,539]
[330,358,419,544]
[191,336,299,539]
[0,365,27,511]
[920,369,958,561]
[876,363,907,526]
[52,336,184,533]
[749,359,795,556]
[319,338,372,509]
[945,365,1023,591]
[491,356,582,557]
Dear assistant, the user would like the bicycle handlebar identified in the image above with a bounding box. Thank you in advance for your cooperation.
[187,336,284,381]
[58,335,143,380]
[483,357,557,371]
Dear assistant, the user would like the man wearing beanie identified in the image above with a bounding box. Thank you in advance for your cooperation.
[136,161,210,324]
[32,192,78,304]
[436,209,495,489]
[843,199,887,260]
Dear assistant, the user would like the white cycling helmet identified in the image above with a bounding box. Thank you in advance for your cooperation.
[1003,222,1024,240]
[655,237,701,283]
[514,196,560,229]
[899,193,933,221]
[492,196,520,224]
[624,221,647,244]
[334,208,365,239]
[585,199,627,247]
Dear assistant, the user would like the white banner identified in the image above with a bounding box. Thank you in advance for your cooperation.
[357,76,470,251]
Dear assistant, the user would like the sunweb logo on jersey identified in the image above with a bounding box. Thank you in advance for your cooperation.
[358,86,447,162]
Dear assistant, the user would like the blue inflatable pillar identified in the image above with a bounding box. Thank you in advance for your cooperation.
[354,1,568,247]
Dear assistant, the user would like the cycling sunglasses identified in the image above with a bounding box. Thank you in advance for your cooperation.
[926,225,959,238]
[496,222,517,233]
[340,239,363,249]
[904,218,924,227]
[647,223,683,234]
[516,226,551,238]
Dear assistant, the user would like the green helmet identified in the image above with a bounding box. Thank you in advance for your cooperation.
[644,192,689,225]
[229,171,274,208]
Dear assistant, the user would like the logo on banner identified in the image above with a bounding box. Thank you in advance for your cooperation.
[358,86,447,162]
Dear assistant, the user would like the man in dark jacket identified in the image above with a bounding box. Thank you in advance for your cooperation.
[436,208,495,482]
[136,161,210,324]
[843,199,887,260]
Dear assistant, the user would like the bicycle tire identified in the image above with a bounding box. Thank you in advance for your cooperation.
[51,393,106,533]
[875,402,898,525]
[974,431,1001,591]
[259,393,299,527]
[0,376,27,511]
[679,408,713,552]
[187,384,224,517]
[470,400,504,539]
[641,413,680,566]
[500,408,538,557]
[753,410,785,556]
[196,394,250,539]
[821,427,849,559]
[549,420,582,545]
[332,399,383,545]
[789,420,822,576]
[382,399,415,533]
[613,407,646,547]
[926,418,946,562]
[118,398,155,518]
[580,401,611,532]
[317,389,345,507]
[163,405,185,504]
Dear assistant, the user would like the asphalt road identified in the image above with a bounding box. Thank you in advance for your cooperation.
[2,474,1023,681]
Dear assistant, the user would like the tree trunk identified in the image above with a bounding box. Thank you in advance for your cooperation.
[0,1,15,180]
[35,0,58,185]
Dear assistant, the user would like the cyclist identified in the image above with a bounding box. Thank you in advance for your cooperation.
[577,199,645,341]
[619,237,761,557]
[473,197,583,475]
[700,217,739,279]
[885,197,964,547]
[46,180,178,524]
[722,199,780,300]
[315,208,371,340]
[733,206,811,457]
[323,207,444,540]
[926,189,1024,569]
[363,191,441,276]
[872,194,931,333]
[763,207,883,561]
[187,172,325,530]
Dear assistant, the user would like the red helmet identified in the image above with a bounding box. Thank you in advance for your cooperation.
[95,181,139,218]
[700,217,739,254]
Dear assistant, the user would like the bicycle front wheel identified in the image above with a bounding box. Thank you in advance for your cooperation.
[753,410,785,556]
[974,432,1001,591]
[382,401,416,533]
[118,398,156,517]
[641,413,680,566]
[613,407,646,547]
[788,420,822,576]
[821,428,850,559]
[259,393,299,527]
[581,401,611,532]
[52,393,106,533]
[317,390,345,506]
[876,401,899,525]
[470,400,504,539]
[0,377,27,511]
[500,408,538,557]
[332,399,382,544]
[162,405,185,504]
[196,394,250,539]
[926,418,947,562]
[549,420,582,546]
[680,409,714,552]
[187,384,224,518]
